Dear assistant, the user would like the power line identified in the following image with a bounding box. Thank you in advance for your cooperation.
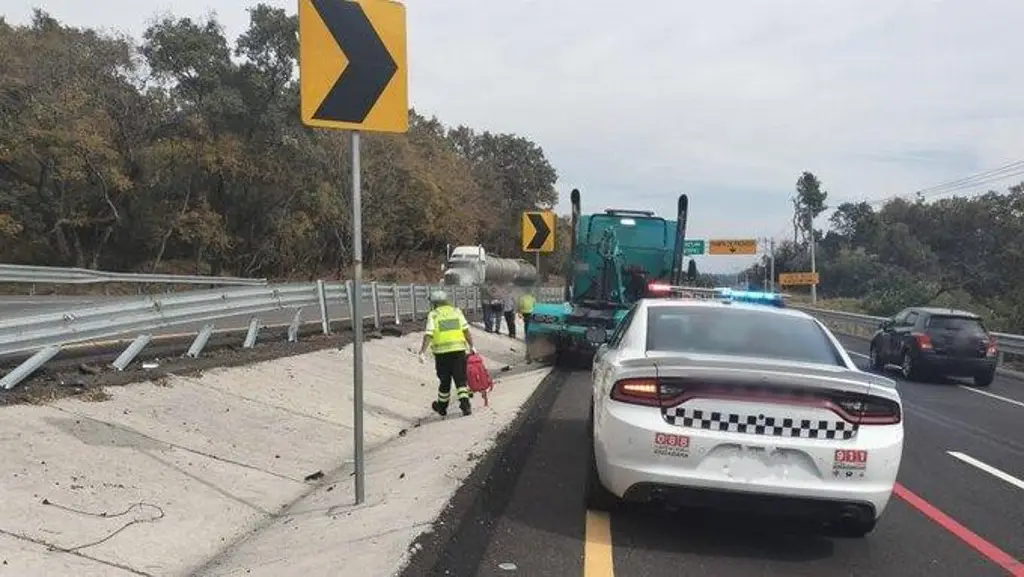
[835,159,1024,207]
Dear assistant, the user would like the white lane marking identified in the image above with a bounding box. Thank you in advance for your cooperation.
[847,350,869,359]
[947,451,1024,491]
[957,385,1024,409]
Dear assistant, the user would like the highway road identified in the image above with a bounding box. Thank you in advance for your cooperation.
[404,334,1024,577]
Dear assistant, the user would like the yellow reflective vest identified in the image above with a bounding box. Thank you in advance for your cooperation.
[428,305,469,354]
[517,294,536,314]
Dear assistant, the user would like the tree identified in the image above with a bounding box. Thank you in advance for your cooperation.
[0,8,561,283]
[792,171,829,245]
[686,259,698,282]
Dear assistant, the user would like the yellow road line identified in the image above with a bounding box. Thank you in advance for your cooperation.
[584,509,615,577]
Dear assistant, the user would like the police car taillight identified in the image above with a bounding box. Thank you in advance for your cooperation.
[834,395,902,425]
[647,282,672,296]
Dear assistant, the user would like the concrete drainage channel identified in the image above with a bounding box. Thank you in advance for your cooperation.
[0,319,546,577]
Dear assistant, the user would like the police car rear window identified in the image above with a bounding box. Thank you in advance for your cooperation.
[645,306,844,366]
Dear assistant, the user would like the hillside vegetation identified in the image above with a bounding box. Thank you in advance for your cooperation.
[0,7,566,283]
[747,172,1024,333]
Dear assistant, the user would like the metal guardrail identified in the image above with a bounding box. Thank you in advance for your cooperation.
[9,278,1018,392]
[0,282,566,390]
[792,305,1024,361]
[0,264,268,286]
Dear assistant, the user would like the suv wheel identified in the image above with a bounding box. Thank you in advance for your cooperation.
[901,351,919,381]
[869,343,884,371]
[974,370,996,387]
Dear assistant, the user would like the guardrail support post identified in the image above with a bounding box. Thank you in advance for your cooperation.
[345,280,355,325]
[316,280,330,335]
[243,317,261,349]
[370,282,382,330]
[393,284,401,325]
[112,334,153,371]
[288,309,303,343]
[186,324,215,358]
[407,284,417,323]
[1,345,62,390]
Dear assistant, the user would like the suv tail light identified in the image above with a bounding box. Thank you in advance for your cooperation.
[610,378,685,407]
[833,395,902,425]
[985,336,998,357]
[911,332,933,350]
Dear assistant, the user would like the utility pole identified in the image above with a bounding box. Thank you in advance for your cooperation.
[807,210,817,304]
[760,237,768,290]
[768,237,776,292]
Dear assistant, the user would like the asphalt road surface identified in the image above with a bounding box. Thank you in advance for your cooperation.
[406,334,1024,577]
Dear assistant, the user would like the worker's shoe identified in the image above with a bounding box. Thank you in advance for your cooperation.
[431,401,448,417]
[459,398,472,416]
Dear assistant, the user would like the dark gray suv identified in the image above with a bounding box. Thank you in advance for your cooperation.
[868,307,998,386]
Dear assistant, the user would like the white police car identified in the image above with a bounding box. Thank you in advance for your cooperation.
[587,289,904,537]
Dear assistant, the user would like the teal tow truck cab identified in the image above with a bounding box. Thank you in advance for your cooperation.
[527,188,692,364]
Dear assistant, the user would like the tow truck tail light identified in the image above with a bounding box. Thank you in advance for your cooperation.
[647,282,672,295]
[834,395,902,425]
[911,332,933,350]
[610,378,686,406]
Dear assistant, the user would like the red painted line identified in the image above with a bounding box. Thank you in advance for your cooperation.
[895,483,1024,576]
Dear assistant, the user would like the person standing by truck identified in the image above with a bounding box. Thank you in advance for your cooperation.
[502,292,517,338]
[517,290,536,335]
[418,290,477,417]
[517,290,536,363]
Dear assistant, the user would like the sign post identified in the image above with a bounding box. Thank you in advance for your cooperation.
[299,0,408,505]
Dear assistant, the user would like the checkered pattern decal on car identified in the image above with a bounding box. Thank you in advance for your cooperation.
[662,407,858,440]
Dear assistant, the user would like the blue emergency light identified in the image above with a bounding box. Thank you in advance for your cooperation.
[715,288,786,307]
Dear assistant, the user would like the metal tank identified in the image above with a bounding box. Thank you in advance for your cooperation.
[441,246,538,286]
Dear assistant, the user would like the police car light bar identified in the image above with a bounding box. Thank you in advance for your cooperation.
[715,288,787,307]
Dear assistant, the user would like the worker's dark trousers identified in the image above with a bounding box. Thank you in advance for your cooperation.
[435,350,469,407]
[503,311,516,338]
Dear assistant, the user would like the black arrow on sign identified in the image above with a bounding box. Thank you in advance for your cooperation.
[526,213,552,250]
[312,0,398,123]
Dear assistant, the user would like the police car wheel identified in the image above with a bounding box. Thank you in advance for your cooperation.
[826,516,876,538]
[585,405,619,512]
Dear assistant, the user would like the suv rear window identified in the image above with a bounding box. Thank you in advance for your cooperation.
[646,306,844,366]
[928,316,986,332]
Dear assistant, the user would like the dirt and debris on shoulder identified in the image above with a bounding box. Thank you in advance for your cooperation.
[0,320,428,408]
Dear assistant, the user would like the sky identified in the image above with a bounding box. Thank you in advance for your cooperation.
[6,0,1024,273]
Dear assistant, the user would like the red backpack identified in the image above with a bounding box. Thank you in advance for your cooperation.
[466,353,494,406]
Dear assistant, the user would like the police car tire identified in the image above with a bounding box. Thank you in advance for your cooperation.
[829,517,876,538]
[585,406,619,512]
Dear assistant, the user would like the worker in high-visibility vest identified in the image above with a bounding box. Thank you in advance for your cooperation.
[517,291,536,362]
[418,290,477,417]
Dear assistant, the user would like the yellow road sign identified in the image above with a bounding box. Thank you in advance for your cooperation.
[779,272,819,286]
[299,0,408,133]
[707,239,758,255]
[522,211,555,253]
